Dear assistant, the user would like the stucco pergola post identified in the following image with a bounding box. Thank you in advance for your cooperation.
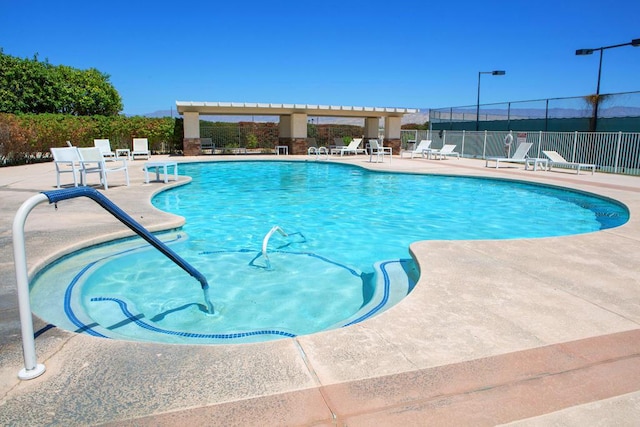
[278,113,308,154]
[183,111,201,156]
[384,116,402,154]
[363,117,380,151]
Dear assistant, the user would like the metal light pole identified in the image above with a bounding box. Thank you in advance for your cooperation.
[476,70,506,131]
[576,38,640,131]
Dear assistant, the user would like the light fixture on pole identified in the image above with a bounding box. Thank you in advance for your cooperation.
[476,70,506,131]
[575,38,640,131]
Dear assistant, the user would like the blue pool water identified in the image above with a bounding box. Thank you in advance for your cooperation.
[30,161,629,344]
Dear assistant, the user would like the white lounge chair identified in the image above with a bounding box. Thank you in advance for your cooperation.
[331,137,345,147]
[331,138,365,156]
[50,147,82,188]
[485,142,533,168]
[402,139,432,158]
[78,147,129,190]
[132,138,151,160]
[93,138,116,160]
[542,150,596,175]
[430,144,460,160]
[368,139,392,163]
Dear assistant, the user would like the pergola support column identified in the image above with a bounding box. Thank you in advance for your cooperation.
[362,117,380,152]
[183,112,202,156]
[278,113,308,154]
[384,116,403,155]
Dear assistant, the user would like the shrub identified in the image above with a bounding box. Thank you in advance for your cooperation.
[0,113,178,166]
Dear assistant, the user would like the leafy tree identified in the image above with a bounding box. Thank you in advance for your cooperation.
[0,49,123,115]
[0,52,52,113]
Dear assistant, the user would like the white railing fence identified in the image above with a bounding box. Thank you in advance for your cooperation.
[401,130,640,176]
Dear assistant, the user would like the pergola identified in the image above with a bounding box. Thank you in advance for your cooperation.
[175,101,418,155]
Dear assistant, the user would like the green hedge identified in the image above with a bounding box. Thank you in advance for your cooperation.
[0,113,182,166]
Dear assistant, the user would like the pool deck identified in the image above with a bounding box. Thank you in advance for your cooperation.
[1,153,639,426]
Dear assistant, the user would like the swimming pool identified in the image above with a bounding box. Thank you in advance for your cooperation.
[30,161,629,344]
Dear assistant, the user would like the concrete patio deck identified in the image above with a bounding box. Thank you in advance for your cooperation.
[1,153,639,426]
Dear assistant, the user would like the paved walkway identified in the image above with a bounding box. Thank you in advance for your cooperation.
[1,154,639,426]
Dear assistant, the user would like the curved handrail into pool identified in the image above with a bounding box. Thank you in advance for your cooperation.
[262,225,288,270]
[12,187,213,380]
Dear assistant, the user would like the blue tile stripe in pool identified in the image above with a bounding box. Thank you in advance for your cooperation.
[90,297,296,339]
[263,250,362,277]
[199,248,362,277]
[341,259,393,327]
[64,261,108,338]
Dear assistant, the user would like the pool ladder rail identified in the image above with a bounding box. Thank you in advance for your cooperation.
[260,226,308,270]
[262,226,288,270]
[12,187,212,380]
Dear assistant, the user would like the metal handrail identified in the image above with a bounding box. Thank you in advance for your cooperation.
[262,226,288,270]
[12,187,212,380]
[12,193,48,380]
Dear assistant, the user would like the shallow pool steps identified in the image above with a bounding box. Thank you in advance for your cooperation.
[337,258,417,328]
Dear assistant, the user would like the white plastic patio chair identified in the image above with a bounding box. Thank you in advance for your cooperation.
[78,147,129,190]
[368,139,392,163]
[50,147,82,188]
[132,138,151,160]
[93,139,116,160]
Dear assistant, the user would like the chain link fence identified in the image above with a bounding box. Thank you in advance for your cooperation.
[200,122,365,153]
[430,91,640,132]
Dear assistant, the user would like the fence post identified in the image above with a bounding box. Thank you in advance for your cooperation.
[545,99,549,132]
[483,130,488,159]
[614,131,622,174]
[461,130,466,157]
[572,131,578,162]
[537,131,543,158]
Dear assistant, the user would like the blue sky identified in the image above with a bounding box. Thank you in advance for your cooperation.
[2,0,639,115]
